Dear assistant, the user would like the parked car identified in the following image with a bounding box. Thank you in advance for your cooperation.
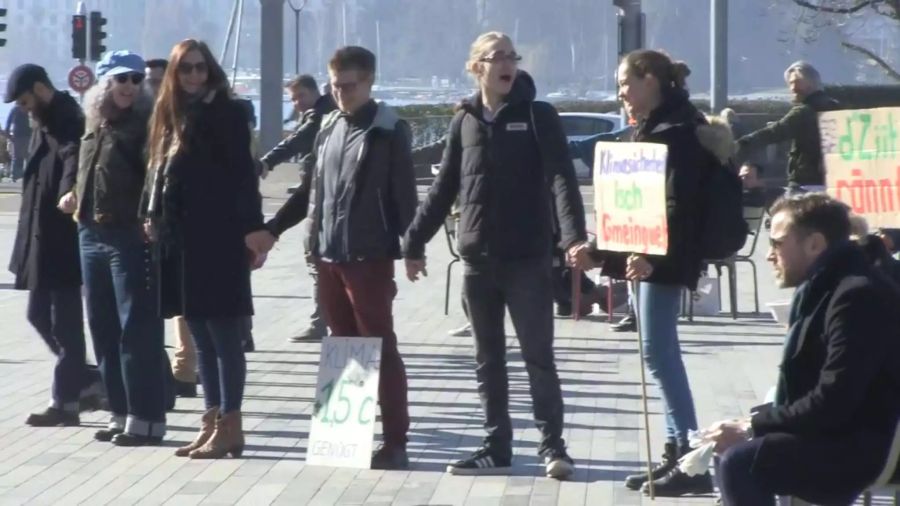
[560,112,628,181]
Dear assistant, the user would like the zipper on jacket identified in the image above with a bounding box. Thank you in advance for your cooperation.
[376,188,389,232]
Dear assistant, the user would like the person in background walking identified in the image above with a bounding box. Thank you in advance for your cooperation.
[259,75,337,343]
[4,104,32,182]
[736,61,839,193]
[403,31,588,479]
[576,50,719,496]
[251,46,419,470]
[5,64,102,427]
[145,59,168,98]
[64,51,168,446]
[143,39,267,459]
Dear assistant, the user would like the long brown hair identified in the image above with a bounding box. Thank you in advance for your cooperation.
[147,39,229,169]
[621,49,691,91]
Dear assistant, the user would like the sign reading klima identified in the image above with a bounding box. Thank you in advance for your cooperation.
[593,142,669,256]
[307,336,382,469]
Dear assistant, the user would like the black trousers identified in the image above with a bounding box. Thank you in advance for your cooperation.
[463,256,565,456]
[716,430,890,506]
[27,286,95,410]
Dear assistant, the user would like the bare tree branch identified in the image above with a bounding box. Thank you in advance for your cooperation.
[791,0,882,14]
[841,41,900,80]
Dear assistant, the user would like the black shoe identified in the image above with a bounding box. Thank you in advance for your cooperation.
[94,428,124,442]
[543,446,575,480]
[289,325,326,343]
[556,303,573,317]
[447,447,512,476]
[611,314,637,332]
[624,442,677,490]
[174,379,197,398]
[25,407,79,427]
[111,433,163,447]
[371,444,409,470]
[641,468,714,497]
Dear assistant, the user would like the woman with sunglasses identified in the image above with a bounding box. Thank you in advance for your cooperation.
[403,32,588,479]
[142,39,266,459]
[61,50,168,446]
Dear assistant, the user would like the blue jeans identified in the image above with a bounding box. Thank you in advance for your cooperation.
[80,221,167,437]
[638,282,698,445]
[186,318,248,414]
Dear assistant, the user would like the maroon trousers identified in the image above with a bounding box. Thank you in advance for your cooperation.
[317,259,410,448]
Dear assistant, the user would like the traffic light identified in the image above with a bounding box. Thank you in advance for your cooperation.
[1,8,8,48]
[89,11,106,61]
[72,14,87,59]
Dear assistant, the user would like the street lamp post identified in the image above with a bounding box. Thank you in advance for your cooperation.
[286,0,307,75]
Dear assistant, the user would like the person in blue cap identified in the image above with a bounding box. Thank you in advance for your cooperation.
[5,63,105,427]
[59,50,169,446]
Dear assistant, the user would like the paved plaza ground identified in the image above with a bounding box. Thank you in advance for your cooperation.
[0,172,892,505]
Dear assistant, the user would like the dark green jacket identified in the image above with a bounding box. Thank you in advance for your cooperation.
[737,90,839,186]
[75,97,152,225]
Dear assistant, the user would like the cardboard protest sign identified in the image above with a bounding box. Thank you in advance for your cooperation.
[593,142,669,255]
[820,107,900,229]
[307,337,381,469]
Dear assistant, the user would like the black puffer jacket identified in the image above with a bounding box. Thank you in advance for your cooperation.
[596,89,711,290]
[403,70,586,261]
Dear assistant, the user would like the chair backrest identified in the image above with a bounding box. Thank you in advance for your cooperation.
[739,206,766,258]
[444,216,460,260]
[872,419,900,487]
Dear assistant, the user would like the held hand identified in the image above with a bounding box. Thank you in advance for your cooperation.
[405,258,427,282]
[706,418,752,454]
[626,254,654,281]
[249,250,268,270]
[258,160,269,179]
[57,192,77,214]
[245,229,277,256]
[566,242,596,271]
[142,219,157,242]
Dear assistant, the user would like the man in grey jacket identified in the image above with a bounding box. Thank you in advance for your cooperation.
[260,75,337,342]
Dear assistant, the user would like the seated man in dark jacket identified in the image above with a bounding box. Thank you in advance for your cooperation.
[708,193,900,506]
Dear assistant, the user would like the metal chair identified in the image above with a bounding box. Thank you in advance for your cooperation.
[687,206,766,320]
[443,216,461,315]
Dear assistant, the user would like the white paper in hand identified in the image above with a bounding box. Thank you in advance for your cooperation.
[678,442,716,477]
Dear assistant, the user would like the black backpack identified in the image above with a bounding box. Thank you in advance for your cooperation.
[699,158,748,259]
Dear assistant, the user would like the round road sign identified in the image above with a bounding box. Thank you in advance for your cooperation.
[68,65,96,94]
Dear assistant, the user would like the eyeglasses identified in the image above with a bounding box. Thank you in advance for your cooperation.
[114,73,144,85]
[177,61,209,75]
[479,53,522,64]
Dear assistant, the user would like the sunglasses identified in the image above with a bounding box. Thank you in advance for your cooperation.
[177,61,209,75]
[114,73,144,85]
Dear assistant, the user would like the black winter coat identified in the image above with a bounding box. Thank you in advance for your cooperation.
[142,90,264,318]
[750,243,900,498]
[596,90,710,290]
[9,91,84,290]
[403,70,586,261]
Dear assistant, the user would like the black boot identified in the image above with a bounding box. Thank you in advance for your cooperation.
[624,442,677,490]
[641,445,714,497]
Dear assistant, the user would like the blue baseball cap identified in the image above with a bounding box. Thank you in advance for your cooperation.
[96,50,146,79]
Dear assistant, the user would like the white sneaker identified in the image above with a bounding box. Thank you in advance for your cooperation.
[448,323,472,337]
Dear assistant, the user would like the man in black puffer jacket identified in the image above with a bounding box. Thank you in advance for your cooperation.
[403,59,588,479]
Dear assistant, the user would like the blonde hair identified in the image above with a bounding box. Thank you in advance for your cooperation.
[466,31,513,78]
[849,214,869,240]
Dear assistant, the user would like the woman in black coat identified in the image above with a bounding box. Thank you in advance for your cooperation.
[584,50,716,497]
[142,39,266,460]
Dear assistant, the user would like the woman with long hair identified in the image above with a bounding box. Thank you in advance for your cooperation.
[586,50,721,496]
[142,39,267,459]
[403,31,588,479]
[65,50,167,446]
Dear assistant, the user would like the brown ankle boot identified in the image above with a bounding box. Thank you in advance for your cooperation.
[174,407,219,457]
[189,411,243,459]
